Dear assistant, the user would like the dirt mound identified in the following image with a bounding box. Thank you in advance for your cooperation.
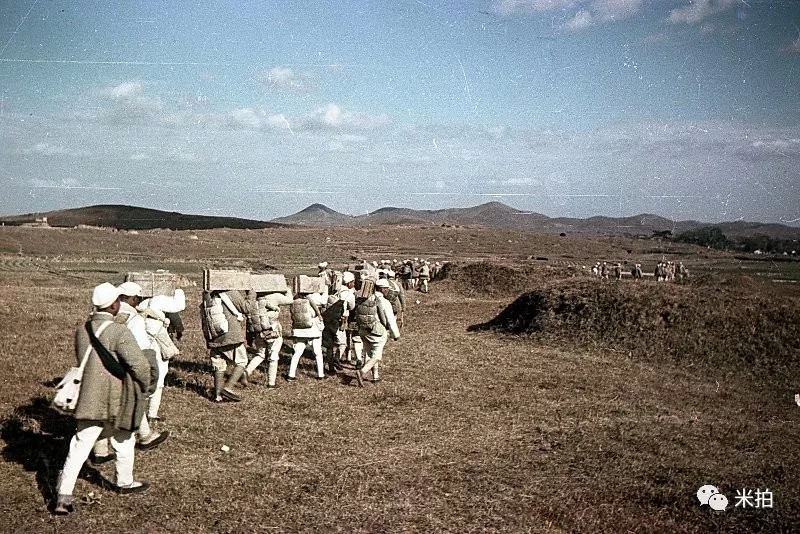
[436,261,571,297]
[470,278,800,381]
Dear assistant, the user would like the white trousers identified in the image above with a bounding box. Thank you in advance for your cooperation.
[58,420,136,495]
[359,334,387,379]
[289,337,323,378]
[148,355,169,418]
[348,333,363,362]
[95,412,153,454]
[246,336,283,386]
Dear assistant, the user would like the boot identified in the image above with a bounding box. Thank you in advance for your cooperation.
[223,365,246,400]
[239,370,249,387]
[53,494,74,515]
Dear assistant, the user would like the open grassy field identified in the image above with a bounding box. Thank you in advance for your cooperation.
[0,225,798,532]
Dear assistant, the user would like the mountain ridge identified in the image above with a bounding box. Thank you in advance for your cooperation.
[2,203,798,239]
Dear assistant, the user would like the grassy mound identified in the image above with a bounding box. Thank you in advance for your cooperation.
[469,278,800,382]
[436,261,560,297]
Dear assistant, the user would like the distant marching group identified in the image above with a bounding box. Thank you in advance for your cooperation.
[591,259,688,282]
[50,257,442,514]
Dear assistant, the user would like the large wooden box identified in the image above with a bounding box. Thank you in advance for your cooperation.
[250,273,289,292]
[125,271,181,297]
[203,269,251,291]
[357,279,375,298]
[292,275,325,295]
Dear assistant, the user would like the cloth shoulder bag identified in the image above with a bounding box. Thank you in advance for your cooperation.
[52,320,113,413]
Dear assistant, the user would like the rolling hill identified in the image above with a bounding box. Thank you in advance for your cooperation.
[271,203,355,226]
[2,203,798,239]
[0,205,284,231]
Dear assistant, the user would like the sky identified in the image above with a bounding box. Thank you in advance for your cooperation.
[1,0,799,225]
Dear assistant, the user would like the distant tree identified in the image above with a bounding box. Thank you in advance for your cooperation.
[675,227,729,250]
[651,230,673,239]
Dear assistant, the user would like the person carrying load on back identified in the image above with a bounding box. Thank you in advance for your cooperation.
[136,286,185,422]
[401,260,413,290]
[418,261,431,293]
[244,287,293,388]
[287,286,328,381]
[201,289,250,402]
[321,271,356,375]
[353,278,400,387]
[379,269,405,331]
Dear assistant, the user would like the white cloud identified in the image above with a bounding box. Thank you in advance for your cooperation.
[130,153,150,161]
[226,107,270,129]
[299,103,391,131]
[668,0,736,25]
[565,10,594,31]
[493,0,573,16]
[99,81,144,100]
[95,80,163,119]
[495,0,641,28]
[562,0,641,31]
[261,67,311,93]
[591,0,641,22]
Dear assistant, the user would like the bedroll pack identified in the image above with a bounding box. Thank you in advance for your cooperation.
[201,291,229,340]
[386,289,401,316]
[291,298,314,329]
[355,296,378,330]
[245,294,264,334]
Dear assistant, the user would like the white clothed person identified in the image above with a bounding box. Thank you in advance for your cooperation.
[246,289,293,387]
[289,289,328,379]
[335,283,356,358]
[137,289,185,419]
[93,299,159,456]
[357,287,400,382]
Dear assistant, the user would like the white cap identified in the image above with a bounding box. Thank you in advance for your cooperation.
[117,281,142,297]
[92,282,120,309]
[375,278,390,288]
[342,271,355,284]
[318,261,328,269]
[371,261,378,267]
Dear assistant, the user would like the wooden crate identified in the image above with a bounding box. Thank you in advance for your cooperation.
[125,271,181,297]
[292,275,325,295]
[203,269,251,291]
[357,279,375,298]
[250,273,288,292]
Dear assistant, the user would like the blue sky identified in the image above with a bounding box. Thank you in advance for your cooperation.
[1,0,799,224]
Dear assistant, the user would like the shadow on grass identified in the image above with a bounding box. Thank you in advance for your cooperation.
[163,370,210,399]
[0,395,113,508]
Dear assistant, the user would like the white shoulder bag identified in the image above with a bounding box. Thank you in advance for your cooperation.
[52,321,112,413]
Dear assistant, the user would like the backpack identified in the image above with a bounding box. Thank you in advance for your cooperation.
[201,291,228,340]
[355,295,383,335]
[291,298,314,329]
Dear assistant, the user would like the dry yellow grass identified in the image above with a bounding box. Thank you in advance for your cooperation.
[0,226,798,532]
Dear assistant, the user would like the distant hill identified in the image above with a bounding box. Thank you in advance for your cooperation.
[4,203,798,239]
[0,205,284,231]
[272,202,800,239]
[271,203,355,226]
